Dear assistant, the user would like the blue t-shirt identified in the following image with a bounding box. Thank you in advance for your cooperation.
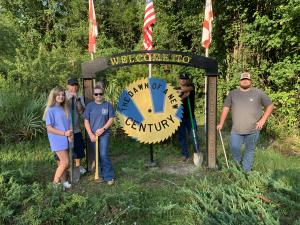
[45,105,71,151]
[84,101,115,134]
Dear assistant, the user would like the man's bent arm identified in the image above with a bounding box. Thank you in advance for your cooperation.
[256,104,273,129]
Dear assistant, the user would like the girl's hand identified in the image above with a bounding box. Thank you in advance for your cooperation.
[65,130,73,137]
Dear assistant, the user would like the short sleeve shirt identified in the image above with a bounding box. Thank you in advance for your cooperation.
[65,91,85,134]
[84,101,115,134]
[224,87,272,134]
[45,105,71,151]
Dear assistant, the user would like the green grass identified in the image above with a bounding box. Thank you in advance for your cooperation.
[0,134,299,225]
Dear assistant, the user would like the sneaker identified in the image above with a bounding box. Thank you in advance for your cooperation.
[62,181,72,189]
[107,179,115,186]
[79,166,87,175]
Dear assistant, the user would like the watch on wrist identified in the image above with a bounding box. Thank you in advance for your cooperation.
[103,127,106,131]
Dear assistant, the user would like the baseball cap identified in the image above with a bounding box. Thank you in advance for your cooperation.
[240,72,251,80]
[179,72,190,80]
[67,78,79,85]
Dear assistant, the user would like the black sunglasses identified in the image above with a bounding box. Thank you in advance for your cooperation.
[94,93,104,96]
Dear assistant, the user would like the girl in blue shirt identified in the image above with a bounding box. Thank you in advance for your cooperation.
[43,86,73,189]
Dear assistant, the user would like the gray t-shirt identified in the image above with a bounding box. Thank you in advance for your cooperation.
[66,91,85,134]
[224,87,272,134]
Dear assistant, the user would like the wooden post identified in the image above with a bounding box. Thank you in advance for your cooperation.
[83,78,95,172]
[206,76,217,168]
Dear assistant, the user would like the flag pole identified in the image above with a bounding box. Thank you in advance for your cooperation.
[144,0,156,166]
[204,48,208,134]
[201,0,213,168]
[202,0,213,135]
[88,0,98,173]
[148,52,153,164]
[148,56,152,78]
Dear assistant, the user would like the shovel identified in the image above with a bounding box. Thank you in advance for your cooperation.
[69,97,81,183]
[187,96,203,166]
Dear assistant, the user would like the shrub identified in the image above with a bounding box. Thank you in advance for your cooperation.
[0,90,45,143]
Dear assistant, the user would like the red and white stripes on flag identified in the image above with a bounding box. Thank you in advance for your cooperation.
[88,0,98,53]
[143,0,156,50]
[201,0,213,49]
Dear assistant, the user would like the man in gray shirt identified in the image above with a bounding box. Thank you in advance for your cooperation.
[217,72,273,172]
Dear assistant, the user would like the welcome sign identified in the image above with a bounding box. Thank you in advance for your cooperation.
[81,50,218,78]
[81,50,218,168]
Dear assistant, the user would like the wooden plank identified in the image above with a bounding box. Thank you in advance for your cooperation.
[83,78,95,172]
[206,76,217,168]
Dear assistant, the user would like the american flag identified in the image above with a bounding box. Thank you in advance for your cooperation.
[143,0,156,50]
[88,0,98,53]
[201,0,213,49]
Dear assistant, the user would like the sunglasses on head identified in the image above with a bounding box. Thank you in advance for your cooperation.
[94,92,104,96]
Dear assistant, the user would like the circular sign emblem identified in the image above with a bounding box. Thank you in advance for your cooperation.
[117,77,183,144]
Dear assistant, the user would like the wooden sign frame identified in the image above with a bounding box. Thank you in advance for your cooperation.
[81,50,218,170]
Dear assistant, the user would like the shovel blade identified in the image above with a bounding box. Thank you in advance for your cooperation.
[193,152,203,167]
[73,166,81,183]
[69,166,80,183]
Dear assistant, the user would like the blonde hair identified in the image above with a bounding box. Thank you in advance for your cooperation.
[43,86,69,120]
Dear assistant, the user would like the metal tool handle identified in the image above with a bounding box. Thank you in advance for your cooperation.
[69,97,75,183]
[219,130,229,168]
[187,96,200,153]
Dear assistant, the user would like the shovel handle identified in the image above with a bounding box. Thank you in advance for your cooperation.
[69,97,75,183]
[95,136,99,180]
[187,97,200,153]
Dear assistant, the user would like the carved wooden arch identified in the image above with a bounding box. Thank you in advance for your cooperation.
[81,50,218,169]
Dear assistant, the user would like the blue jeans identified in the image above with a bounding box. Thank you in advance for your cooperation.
[90,133,115,181]
[178,118,199,158]
[230,131,260,172]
